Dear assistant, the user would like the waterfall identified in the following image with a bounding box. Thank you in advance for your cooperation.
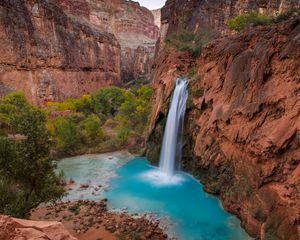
[159,77,188,176]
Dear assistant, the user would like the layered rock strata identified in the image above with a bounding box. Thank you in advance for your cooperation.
[148,10,300,240]
[55,0,160,82]
[0,0,121,105]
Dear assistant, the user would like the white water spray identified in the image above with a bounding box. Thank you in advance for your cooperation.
[159,77,188,176]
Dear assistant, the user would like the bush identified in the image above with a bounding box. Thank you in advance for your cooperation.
[92,87,127,119]
[117,85,152,135]
[166,30,203,57]
[166,30,215,57]
[227,12,272,32]
[116,126,131,146]
[0,93,64,218]
[82,114,104,143]
[53,117,81,153]
[187,67,197,78]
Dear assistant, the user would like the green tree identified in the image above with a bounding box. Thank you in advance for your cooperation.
[117,86,153,135]
[53,117,81,153]
[92,87,126,119]
[82,114,104,143]
[0,93,64,218]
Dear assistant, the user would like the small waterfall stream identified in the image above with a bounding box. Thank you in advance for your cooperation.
[159,77,188,176]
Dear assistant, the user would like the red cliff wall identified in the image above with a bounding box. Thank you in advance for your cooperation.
[147,1,300,239]
[55,0,160,82]
[0,0,121,106]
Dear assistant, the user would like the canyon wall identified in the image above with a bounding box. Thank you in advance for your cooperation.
[0,0,121,106]
[158,0,300,49]
[0,0,160,105]
[55,0,160,82]
[148,1,300,239]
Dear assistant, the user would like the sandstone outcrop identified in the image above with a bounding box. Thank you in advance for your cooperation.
[147,7,300,240]
[0,0,121,106]
[191,17,300,240]
[159,0,300,47]
[0,0,160,105]
[55,0,160,82]
[0,215,77,240]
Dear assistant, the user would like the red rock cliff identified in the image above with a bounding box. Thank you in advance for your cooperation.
[54,0,160,82]
[147,1,300,239]
[0,0,121,106]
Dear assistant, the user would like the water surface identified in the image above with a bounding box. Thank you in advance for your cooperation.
[57,153,251,240]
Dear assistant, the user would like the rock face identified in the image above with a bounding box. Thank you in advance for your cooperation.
[191,18,300,240]
[0,0,159,105]
[147,1,300,239]
[55,0,160,82]
[0,215,77,240]
[159,0,300,45]
[151,9,161,28]
[0,0,121,106]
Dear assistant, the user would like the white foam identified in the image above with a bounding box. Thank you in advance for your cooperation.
[141,169,186,186]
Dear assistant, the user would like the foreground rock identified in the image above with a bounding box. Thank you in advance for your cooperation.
[0,215,77,240]
[31,200,168,240]
[147,8,300,240]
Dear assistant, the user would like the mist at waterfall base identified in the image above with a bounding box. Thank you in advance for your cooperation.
[57,78,250,239]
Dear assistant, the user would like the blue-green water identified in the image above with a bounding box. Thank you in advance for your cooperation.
[105,157,251,240]
[57,153,251,240]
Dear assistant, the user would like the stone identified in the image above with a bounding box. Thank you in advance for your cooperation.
[0,215,77,240]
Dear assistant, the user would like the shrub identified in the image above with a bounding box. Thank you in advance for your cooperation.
[166,30,204,57]
[166,29,215,57]
[187,67,197,78]
[53,117,81,153]
[116,126,131,146]
[192,88,204,98]
[227,12,272,32]
[82,114,104,143]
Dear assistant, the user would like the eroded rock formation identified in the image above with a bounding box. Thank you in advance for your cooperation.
[191,18,300,240]
[0,215,77,240]
[0,0,121,106]
[147,1,300,239]
[159,0,300,47]
[55,0,160,82]
[0,0,160,105]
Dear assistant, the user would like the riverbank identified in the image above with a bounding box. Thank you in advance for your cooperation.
[30,200,168,240]
[51,134,145,160]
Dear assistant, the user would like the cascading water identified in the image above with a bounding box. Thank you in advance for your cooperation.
[159,77,188,176]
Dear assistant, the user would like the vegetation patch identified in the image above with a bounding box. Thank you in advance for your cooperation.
[0,93,64,218]
[166,30,215,57]
[45,85,153,155]
[227,12,271,32]
[228,9,298,32]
